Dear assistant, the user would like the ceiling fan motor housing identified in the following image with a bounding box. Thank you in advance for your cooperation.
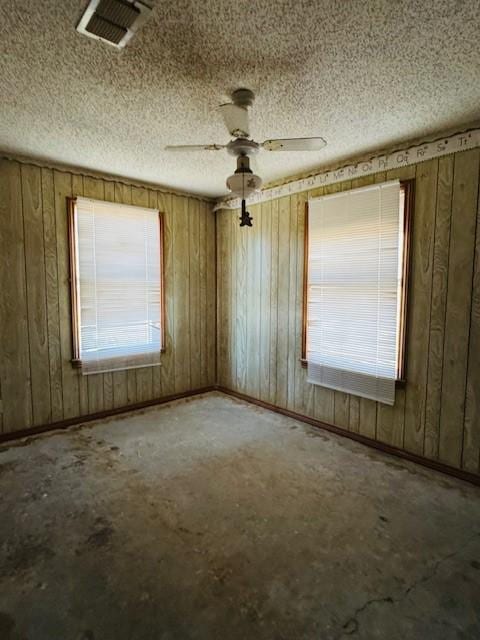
[231,88,255,107]
[226,138,260,157]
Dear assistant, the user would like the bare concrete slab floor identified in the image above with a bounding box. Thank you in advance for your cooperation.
[1,392,479,640]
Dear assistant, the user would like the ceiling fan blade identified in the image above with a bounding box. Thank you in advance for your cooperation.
[262,137,327,151]
[165,144,225,151]
[219,103,250,138]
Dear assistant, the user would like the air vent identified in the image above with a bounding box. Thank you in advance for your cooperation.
[76,0,152,49]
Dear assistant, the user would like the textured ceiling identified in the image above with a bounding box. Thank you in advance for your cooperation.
[1,0,479,197]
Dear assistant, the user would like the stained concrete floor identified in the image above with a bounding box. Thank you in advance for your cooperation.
[0,392,479,640]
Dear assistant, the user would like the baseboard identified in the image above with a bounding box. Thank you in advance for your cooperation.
[216,386,480,488]
[3,384,479,488]
[0,386,216,445]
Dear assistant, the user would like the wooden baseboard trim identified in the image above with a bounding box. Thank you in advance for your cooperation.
[0,386,216,446]
[216,386,480,488]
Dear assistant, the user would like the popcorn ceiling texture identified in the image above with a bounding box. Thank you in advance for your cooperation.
[0,0,479,197]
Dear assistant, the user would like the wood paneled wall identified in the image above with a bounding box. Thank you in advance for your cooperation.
[0,158,216,435]
[217,148,480,475]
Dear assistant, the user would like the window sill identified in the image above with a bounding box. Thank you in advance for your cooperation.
[71,349,166,370]
[300,359,406,388]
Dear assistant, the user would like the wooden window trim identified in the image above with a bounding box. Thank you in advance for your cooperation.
[300,180,415,385]
[66,196,166,368]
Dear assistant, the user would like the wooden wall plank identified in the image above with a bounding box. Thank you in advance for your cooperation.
[0,160,33,432]
[232,218,251,393]
[245,203,261,398]
[173,196,191,393]
[149,188,162,399]
[276,196,291,408]
[287,195,299,411]
[21,164,51,426]
[259,200,272,401]
[216,212,228,387]
[439,149,480,467]
[230,213,238,390]
[206,204,216,385]
[463,160,480,473]
[268,199,280,405]
[424,156,454,458]
[403,159,438,454]
[293,191,308,414]
[158,191,175,396]
[188,197,202,389]
[41,168,63,422]
[198,200,208,386]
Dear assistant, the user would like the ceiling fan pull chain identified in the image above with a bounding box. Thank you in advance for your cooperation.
[239,199,253,227]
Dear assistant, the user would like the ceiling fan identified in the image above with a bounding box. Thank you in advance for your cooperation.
[165,89,327,227]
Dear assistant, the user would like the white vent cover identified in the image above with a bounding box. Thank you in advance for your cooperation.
[76,0,152,49]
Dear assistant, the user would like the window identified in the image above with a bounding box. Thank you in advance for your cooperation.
[68,197,165,375]
[302,180,412,405]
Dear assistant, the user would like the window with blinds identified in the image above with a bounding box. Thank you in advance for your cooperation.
[305,180,409,405]
[69,197,164,375]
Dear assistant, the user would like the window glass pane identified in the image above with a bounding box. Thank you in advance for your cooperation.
[75,197,162,374]
[306,180,403,405]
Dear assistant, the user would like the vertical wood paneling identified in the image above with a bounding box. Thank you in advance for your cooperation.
[230,213,237,390]
[42,168,63,422]
[0,160,32,432]
[216,212,227,387]
[245,204,261,398]
[287,196,298,411]
[424,156,454,458]
[173,196,191,393]
[276,196,291,408]
[269,199,279,405]
[198,200,207,386]
[439,149,480,467]
[0,158,215,436]
[22,164,51,425]
[158,191,175,396]
[403,159,438,454]
[188,198,202,389]
[463,160,480,473]
[3,149,480,479]
[149,188,162,399]
[259,200,272,401]
[293,191,308,414]
[216,150,480,477]
[206,204,216,385]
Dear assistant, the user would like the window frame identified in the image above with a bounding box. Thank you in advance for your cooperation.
[67,196,166,368]
[301,179,414,384]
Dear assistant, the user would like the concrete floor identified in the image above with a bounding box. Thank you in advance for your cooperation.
[0,392,479,640]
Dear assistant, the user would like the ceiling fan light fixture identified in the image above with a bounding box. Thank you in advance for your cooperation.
[226,171,262,199]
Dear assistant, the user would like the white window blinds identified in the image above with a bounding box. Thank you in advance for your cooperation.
[74,197,162,375]
[306,180,403,405]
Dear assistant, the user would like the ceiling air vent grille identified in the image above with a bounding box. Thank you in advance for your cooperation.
[76,0,151,49]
